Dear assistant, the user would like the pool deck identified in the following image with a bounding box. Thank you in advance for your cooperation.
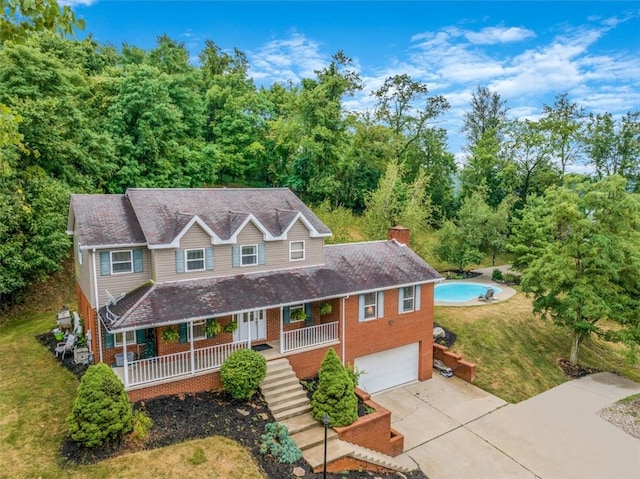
[435,265,517,307]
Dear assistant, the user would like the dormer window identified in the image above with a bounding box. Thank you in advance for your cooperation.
[186,248,205,272]
[241,245,258,266]
[289,241,305,261]
[111,250,133,274]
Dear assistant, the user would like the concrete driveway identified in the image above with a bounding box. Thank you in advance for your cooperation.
[373,372,640,479]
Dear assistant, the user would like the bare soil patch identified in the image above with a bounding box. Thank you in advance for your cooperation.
[556,358,600,379]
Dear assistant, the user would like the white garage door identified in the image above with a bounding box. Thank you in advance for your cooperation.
[354,343,419,394]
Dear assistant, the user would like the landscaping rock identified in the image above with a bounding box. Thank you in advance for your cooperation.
[433,327,446,341]
[293,466,306,477]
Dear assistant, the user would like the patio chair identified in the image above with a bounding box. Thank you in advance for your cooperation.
[55,334,76,359]
[478,287,495,302]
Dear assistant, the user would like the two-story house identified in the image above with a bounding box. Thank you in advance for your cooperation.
[67,188,442,401]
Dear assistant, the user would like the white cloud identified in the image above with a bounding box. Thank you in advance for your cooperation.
[59,0,96,6]
[464,26,536,45]
[249,32,327,84]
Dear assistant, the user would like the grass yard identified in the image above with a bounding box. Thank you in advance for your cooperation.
[435,288,640,403]
[0,264,265,479]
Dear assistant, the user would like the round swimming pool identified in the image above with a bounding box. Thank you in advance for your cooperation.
[435,282,502,303]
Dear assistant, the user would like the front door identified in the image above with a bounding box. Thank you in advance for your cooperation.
[233,309,266,342]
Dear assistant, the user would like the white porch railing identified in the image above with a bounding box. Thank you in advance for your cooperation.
[125,340,249,388]
[281,321,339,353]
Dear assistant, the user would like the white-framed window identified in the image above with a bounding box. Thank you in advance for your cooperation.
[289,304,306,323]
[289,241,305,261]
[186,248,205,272]
[111,250,133,274]
[189,319,207,341]
[359,291,384,322]
[114,330,136,346]
[241,244,258,266]
[400,286,415,313]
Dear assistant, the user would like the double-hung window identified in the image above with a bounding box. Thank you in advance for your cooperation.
[111,250,133,274]
[289,241,305,261]
[241,245,258,266]
[359,291,384,321]
[400,286,415,312]
[186,248,205,272]
[114,331,136,346]
[398,285,421,314]
[189,319,207,341]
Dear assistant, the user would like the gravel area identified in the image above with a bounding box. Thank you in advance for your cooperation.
[598,394,640,440]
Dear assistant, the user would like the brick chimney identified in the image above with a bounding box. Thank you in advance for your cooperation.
[388,225,410,246]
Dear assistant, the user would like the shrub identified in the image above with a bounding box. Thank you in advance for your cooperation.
[345,362,364,388]
[503,272,521,285]
[130,408,153,442]
[66,363,133,448]
[311,348,358,427]
[492,268,504,282]
[259,422,302,464]
[220,348,267,399]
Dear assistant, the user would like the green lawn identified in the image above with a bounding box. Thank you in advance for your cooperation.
[435,288,640,403]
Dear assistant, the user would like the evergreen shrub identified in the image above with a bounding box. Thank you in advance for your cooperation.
[259,422,302,464]
[66,363,133,448]
[220,348,267,399]
[311,348,358,427]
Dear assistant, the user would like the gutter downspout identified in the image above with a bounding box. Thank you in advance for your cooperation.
[341,296,347,365]
[92,249,103,363]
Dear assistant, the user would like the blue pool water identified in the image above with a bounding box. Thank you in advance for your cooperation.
[435,282,502,302]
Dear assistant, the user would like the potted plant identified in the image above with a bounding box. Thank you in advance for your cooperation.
[162,326,179,343]
[319,302,333,316]
[204,318,222,337]
[224,321,238,333]
[290,308,307,322]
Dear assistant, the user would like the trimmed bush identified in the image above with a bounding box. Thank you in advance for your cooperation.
[259,422,302,464]
[66,363,133,448]
[311,348,358,427]
[220,348,267,399]
[492,268,504,282]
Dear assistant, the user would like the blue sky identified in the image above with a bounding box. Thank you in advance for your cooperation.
[65,1,640,161]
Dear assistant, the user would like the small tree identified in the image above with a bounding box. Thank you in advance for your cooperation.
[311,348,357,427]
[220,348,267,399]
[66,363,133,448]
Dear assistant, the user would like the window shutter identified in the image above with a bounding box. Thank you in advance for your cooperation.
[415,285,421,311]
[205,247,214,270]
[305,303,313,325]
[283,306,291,325]
[232,246,240,267]
[105,329,114,348]
[133,249,143,273]
[258,243,266,265]
[358,294,365,321]
[135,329,145,344]
[175,250,185,273]
[398,287,404,314]
[377,291,384,318]
[178,323,188,343]
[100,252,111,276]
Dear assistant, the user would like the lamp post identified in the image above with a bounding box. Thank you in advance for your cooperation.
[323,413,330,479]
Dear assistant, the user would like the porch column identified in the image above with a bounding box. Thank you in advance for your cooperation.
[247,314,251,350]
[280,308,284,354]
[122,340,129,388]
[189,321,195,374]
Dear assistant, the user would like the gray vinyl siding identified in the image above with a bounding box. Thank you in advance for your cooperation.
[94,249,152,308]
[75,236,94,308]
[154,220,326,282]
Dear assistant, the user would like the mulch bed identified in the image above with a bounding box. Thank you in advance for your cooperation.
[557,358,600,379]
[37,331,90,378]
[433,322,456,349]
[39,332,428,478]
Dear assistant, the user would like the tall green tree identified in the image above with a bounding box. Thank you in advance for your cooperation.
[462,85,508,151]
[582,111,640,186]
[516,175,640,364]
[1,0,84,44]
[539,93,584,174]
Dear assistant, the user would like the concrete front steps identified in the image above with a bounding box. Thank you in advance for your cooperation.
[260,358,412,474]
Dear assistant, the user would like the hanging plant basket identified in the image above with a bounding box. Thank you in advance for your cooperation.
[204,318,222,337]
[162,326,179,343]
[319,302,333,316]
[224,321,238,333]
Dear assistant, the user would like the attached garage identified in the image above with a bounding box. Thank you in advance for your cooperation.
[355,343,419,394]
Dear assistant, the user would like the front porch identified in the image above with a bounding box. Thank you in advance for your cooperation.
[113,321,339,389]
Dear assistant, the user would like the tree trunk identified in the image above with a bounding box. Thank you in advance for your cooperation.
[569,332,582,365]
